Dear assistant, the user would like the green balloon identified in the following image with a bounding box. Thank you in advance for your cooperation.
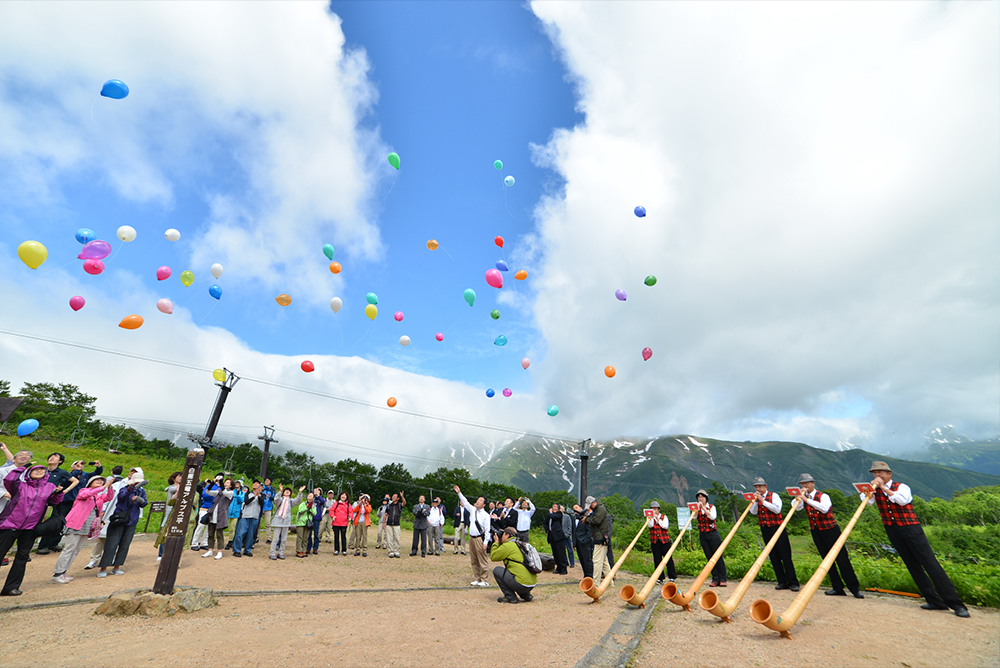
[494,160,503,170]
[388,152,400,170]
[366,292,378,305]
[547,405,559,417]
[464,288,476,307]
[490,309,500,320]
[323,244,334,260]
[644,275,657,286]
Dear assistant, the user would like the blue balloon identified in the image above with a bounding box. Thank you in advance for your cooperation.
[100,79,129,99]
[495,260,509,272]
[634,206,646,218]
[486,388,495,398]
[75,228,97,244]
[494,335,507,346]
[209,285,222,300]
[504,176,515,187]
[17,419,39,437]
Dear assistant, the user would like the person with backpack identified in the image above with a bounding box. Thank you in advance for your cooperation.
[490,527,537,604]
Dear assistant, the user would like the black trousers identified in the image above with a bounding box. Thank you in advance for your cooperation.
[0,529,36,594]
[576,541,594,579]
[651,540,677,582]
[493,566,533,602]
[100,523,137,568]
[760,525,798,586]
[37,501,71,550]
[699,530,727,582]
[549,537,568,574]
[811,526,860,594]
[410,527,427,555]
[885,524,963,609]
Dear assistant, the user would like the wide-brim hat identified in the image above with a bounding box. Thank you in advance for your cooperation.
[695,489,709,499]
[585,496,596,505]
[752,477,766,486]
[89,476,107,486]
[869,460,892,473]
[649,501,660,508]
[127,472,144,484]
[798,473,815,484]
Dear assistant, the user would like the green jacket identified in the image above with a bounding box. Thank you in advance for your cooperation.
[295,501,317,527]
[490,538,537,586]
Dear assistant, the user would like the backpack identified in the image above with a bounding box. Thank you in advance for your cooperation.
[515,539,543,574]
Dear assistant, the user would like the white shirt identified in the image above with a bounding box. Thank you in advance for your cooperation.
[863,480,912,506]
[0,459,16,514]
[516,500,535,532]
[428,505,445,527]
[749,491,782,515]
[697,504,717,520]
[802,490,832,514]
[647,514,670,529]
[458,492,490,538]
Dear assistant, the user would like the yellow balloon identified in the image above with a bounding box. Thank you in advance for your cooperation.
[365,303,378,320]
[213,369,226,382]
[426,239,439,250]
[17,241,48,270]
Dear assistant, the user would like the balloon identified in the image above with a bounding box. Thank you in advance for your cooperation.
[366,292,378,305]
[69,296,85,311]
[301,360,315,373]
[427,239,439,251]
[634,206,646,218]
[502,388,512,397]
[394,311,404,322]
[210,263,224,279]
[494,160,503,170]
[100,79,129,99]
[494,335,507,346]
[164,228,181,242]
[276,294,292,306]
[180,270,195,286]
[495,260,509,272]
[116,225,136,242]
[491,309,500,320]
[514,270,527,281]
[387,397,397,408]
[77,240,112,260]
[435,332,444,342]
[504,176,515,187]
[118,315,143,330]
[388,152,400,169]
[213,369,226,382]
[323,244,335,260]
[329,262,342,274]
[615,289,627,301]
[463,288,476,307]
[399,335,410,346]
[17,419,39,437]
[209,285,223,300]
[330,297,343,313]
[365,304,378,320]
[485,269,503,289]
[642,347,653,361]
[83,259,104,275]
[495,236,504,248]
[156,298,173,314]
[156,266,172,281]
[644,275,657,287]
[521,358,530,370]
[547,405,559,417]
[75,228,96,244]
[605,366,616,378]
[17,241,48,269]
[486,388,495,398]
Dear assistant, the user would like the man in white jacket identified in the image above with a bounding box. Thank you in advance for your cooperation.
[427,498,446,556]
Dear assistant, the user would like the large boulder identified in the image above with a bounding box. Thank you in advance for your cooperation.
[95,587,215,617]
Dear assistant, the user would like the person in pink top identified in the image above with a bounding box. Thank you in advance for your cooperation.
[51,475,116,584]
[330,491,351,555]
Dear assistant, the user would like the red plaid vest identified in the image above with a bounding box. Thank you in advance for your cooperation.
[697,505,717,532]
[874,481,919,526]
[756,492,783,528]
[804,490,838,531]
[649,517,671,543]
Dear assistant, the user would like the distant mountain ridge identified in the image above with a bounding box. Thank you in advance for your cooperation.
[900,425,1000,476]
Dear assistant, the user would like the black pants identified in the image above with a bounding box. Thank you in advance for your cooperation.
[549,537,568,574]
[576,541,594,579]
[760,525,798,586]
[811,527,860,594]
[493,566,533,602]
[37,501,71,550]
[699,530,728,582]
[0,529,36,594]
[885,524,963,609]
[651,540,677,582]
[100,523,137,568]
[332,526,347,553]
[411,528,427,555]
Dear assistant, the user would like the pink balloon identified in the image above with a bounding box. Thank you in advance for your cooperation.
[77,240,112,260]
[642,347,652,361]
[83,259,104,275]
[69,296,85,311]
[394,311,404,322]
[521,358,530,370]
[435,332,444,342]
[156,266,172,281]
[502,388,512,397]
[485,268,503,289]
[157,298,174,314]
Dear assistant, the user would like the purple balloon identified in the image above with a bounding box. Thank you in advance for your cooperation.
[78,240,112,260]
[615,289,627,301]
[502,388,512,397]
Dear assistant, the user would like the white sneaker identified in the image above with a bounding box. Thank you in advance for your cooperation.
[84,560,98,570]
[477,581,490,587]
[470,581,481,587]
[97,571,108,578]
[202,550,214,558]
[50,575,72,584]
[214,552,223,560]
[111,569,125,576]
[156,556,162,562]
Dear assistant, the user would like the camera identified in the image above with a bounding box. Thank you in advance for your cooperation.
[88,461,97,466]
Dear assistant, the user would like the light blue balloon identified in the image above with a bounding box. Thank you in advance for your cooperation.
[486,388,495,398]
[494,160,503,170]
[209,285,222,300]
[547,405,559,417]
[494,335,507,346]
[75,228,96,244]
[504,176,515,187]
[495,260,509,272]
[366,292,378,305]
[463,288,476,307]
[17,419,39,437]
[100,79,129,99]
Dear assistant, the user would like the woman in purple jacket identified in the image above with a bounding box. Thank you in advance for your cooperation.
[0,465,67,596]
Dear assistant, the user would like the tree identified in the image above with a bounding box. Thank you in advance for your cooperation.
[11,382,98,442]
[375,462,413,502]
[602,492,640,522]
[707,481,740,521]
[0,380,9,397]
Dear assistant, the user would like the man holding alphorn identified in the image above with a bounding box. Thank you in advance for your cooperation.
[797,473,863,599]
[695,490,727,588]
[750,476,799,592]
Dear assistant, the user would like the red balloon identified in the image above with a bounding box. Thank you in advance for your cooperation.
[301,360,315,373]
[495,236,504,248]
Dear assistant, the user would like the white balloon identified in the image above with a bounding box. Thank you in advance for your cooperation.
[330,297,343,313]
[164,228,181,242]
[210,263,223,279]
[116,225,137,242]
[399,335,410,346]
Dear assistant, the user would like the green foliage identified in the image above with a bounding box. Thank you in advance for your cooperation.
[0,380,10,397]
[528,490,578,528]
[603,492,641,522]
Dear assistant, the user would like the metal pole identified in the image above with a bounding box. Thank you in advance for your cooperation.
[579,438,591,506]
[258,425,277,479]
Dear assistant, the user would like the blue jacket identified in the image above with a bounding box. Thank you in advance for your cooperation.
[261,486,276,512]
[312,496,326,525]
[200,482,219,510]
[229,489,245,519]
[115,484,148,527]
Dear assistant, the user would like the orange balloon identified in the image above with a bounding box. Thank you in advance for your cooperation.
[387,397,397,408]
[276,294,292,306]
[426,239,439,250]
[329,261,342,274]
[514,270,527,281]
[604,366,616,378]
[119,315,144,330]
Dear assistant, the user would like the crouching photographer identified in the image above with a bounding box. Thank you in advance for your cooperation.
[489,527,536,604]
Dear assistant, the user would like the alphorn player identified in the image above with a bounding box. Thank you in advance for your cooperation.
[695,490,727,587]
[749,476,799,592]
[646,501,676,585]
[797,473,863,599]
[865,461,969,618]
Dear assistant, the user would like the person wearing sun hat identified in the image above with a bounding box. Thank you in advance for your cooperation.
[646,501,676,585]
[864,461,969,618]
[749,476,799,592]
[797,473,862,599]
[96,470,147,578]
[695,489,727,587]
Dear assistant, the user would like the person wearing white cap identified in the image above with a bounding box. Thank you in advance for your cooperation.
[96,470,147,577]
[749,477,799,592]
[797,473,862,598]
[647,501,676,584]
[574,496,613,584]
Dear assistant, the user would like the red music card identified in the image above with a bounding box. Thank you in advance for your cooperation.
[786,487,801,497]
[853,482,875,494]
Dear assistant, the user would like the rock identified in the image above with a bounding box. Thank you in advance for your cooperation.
[170,587,215,613]
[95,587,214,617]
[137,592,171,617]
[95,592,141,616]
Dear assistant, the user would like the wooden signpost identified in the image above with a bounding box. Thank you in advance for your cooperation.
[153,450,205,595]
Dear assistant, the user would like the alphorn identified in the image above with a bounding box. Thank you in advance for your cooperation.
[580,519,648,602]
[750,492,872,638]
[699,496,803,622]
[620,513,695,608]
[664,501,755,611]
